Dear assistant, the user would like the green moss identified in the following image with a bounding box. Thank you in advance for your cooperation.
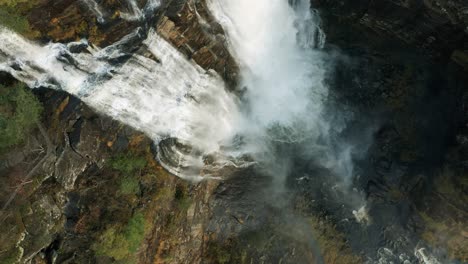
[308,216,362,264]
[206,243,231,264]
[174,184,192,211]
[124,212,146,253]
[0,0,29,7]
[109,153,147,175]
[0,0,41,36]
[0,9,30,34]
[94,227,130,261]
[0,248,22,264]
[94,212,147,261]
[0,83,43,151]
[119,176,140,195]
[176,196,192,211]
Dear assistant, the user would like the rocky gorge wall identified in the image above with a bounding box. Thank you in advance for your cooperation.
[0,1,233,263]
[0,0,467,263]
[311,0,468,262]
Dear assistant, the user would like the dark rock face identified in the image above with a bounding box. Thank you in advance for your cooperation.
[0,1,240,262]
[304,0,468,262]
[314,0,468,65]
[157,0,239,88]
[0,0,467,263]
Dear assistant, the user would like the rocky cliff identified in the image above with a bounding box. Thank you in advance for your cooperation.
[0,0,467,263]
[312,0,468,262]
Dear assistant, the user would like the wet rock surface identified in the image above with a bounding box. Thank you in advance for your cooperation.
[0,0,467,263]
[157,0,239,88]
[313,0,468,61]
[300,1,468,261]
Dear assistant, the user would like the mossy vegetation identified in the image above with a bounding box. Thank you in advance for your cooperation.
[0,83,42,151]
[119,176,140,195]
[206,242,232,264]
[174,184,192,211]
[417,167,468,262]
[109,153,147,175]
[94,212,147,262]
[109,152,147,196]
[0,0,40,37]
[0,0,29,7]
[308,215,362,264]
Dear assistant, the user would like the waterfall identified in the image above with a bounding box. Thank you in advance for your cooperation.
[81,0,105,24]
[120,0,144,21]
[0,0,352,182]
[209,0,328,133]
[206,0,352,180]
[0,27,242,181]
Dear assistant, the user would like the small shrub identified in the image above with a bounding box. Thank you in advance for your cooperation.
[119,176,140,195]
[109,153,147,175]
[94,212,147,261]
[0,0,41,36]
[0,83,42,151]
[177,197,192,211]
[94,227,130,261]
[125,212,146,253]
[174,184,192,211]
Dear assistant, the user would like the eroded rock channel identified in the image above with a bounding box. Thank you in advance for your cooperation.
[0,0,467,263]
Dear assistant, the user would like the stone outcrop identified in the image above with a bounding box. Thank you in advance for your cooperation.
[1,0,467,263]
[157,0,239,88]
[21,0,239,87]
[314,0,468,66]
[311,0,468,261]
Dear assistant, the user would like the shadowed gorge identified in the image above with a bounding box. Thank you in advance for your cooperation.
[0,0,467,263]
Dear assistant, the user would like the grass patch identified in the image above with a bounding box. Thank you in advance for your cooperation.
[109,153,147,175]
[308,215,362,264]
[207,243,231,264]
[125,212,146,253]
[0,83,42,151]
[119,176,140,195]
[174,184,192,211]
[94,212,147,261]
[0,0,41,36]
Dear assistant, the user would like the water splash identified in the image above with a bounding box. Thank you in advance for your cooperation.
[207,0,349,180]
[81,0,105,23]
[415,248,442,264]
[0,0,351,183]
[120,0,144,21]
[0,27,242,181]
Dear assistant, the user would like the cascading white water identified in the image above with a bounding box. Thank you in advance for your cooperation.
[81,0,106,23]
[122,0,144,20]
[209,0,327,135]
[82,0,161,23]
[0,27,242,181]
[207,0,355,180]
[0,0,351,182]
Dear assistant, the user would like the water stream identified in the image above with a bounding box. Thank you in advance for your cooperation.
[0,1,451,263]
[0,0,340,183]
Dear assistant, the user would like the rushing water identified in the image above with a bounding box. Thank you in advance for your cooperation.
[209,0,328,141]
[0,1,452,263]
[0,27,244,180]
[208,0,358,184]
[0,0,338,182]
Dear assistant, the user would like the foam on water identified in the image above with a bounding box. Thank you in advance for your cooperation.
[81,0,105,23]
[206,0,351,179]
[120,0,143,21]
[0,0,344,181]
[209,0,327,130]
[0,27,241,180]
